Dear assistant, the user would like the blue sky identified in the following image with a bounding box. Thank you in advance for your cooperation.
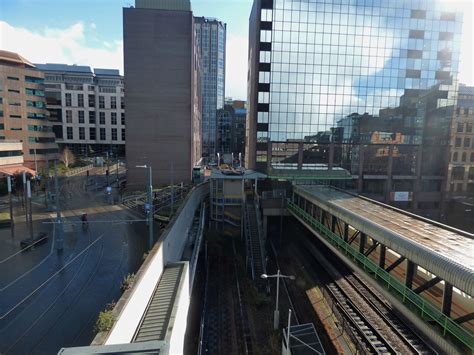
[0,0,472,100]
[0,0,253,99]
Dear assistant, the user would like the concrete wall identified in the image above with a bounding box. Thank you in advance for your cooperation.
[124,7,200,187]
[104,183,208,345]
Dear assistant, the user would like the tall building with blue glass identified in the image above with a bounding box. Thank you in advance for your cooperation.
[195,17,226,158]
[246,0,462,218]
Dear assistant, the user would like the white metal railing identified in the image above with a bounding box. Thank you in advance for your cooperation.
[64,164,93,177]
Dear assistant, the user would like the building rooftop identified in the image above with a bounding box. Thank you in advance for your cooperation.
[459,85,474,95]
[94,68,121,76]
[295,185,474,295]
[35,63,93,74]
[135,0,191,11]
[0,50,35,68]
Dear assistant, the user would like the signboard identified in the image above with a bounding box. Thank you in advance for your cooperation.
[392,191,412,202]
[106,186,112,194]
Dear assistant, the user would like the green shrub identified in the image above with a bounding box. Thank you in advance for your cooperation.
[120,273,136,292]
[94,310,114,333]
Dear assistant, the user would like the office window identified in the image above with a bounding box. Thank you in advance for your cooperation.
[111,97,117,109]
[89,127,96,140]
[100,127,106,140]
[452,152,458,162]
[461,152,467,162]
[7,76,19,81]
[121,128,125,141]
[455,137,462,147]
[121,112,125,125]
[78,110,85,123]
[111,128,117,141]
[467,123,473,133]
[79,127,85,140]
[457,122,464,132]
[89,111,96,124]
[471,152,474,163]
[99,96,105,109]
[464,138,471,148]
[65,93,72,106]
[78,93,84,107]
[100,112,105,124]
[452,166,465,180]
[120,98,124,109]
[111,112,117,125]
[66,110,72,123]
[67,127,73,139]
[88,94,95,107]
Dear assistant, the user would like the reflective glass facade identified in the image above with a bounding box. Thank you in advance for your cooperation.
[195,17,226,157]
[247,0,463,216]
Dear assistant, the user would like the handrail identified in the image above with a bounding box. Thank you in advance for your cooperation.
[244,203,255,280]
[64,164,93,177]
[254,195,267,275]
[287,199,474,352]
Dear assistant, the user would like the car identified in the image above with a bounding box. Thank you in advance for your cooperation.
[20,232,48,251]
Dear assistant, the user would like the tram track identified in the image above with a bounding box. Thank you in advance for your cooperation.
[295,234,437,354]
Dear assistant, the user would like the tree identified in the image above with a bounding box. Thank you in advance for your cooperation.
[60,146,75,169]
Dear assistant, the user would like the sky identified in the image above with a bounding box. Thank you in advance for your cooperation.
[0,0,472,101]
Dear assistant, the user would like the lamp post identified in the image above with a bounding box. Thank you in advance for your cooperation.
[261,269,295,329]
[136,165,153,250]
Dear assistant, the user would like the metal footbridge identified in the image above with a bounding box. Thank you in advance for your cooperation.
[288,184,473,353]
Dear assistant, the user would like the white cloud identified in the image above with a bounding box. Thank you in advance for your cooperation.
[225,34,248,100]
[0,21,123,73]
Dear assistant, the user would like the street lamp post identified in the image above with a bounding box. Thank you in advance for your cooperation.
[136,165,153,250]
[261,269,295,329]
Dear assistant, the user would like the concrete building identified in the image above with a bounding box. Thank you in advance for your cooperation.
[217,100,246,157]
[0,50,58,170]
[35,64,125,157]
[246,0,462,219]
[447,85,474,196]
[194,17,226,158]
[124,0,202,187]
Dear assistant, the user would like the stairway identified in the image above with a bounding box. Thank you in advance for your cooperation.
[246,195,265,288]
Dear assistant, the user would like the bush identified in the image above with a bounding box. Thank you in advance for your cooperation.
[94,310,114,333]
[120,273,136,292]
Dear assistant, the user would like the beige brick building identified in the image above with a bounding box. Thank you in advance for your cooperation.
[0,50,58,171]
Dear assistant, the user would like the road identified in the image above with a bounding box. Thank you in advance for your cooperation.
[0,169,147,354]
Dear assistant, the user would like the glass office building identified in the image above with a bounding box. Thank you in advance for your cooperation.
[195,17,226,158]
[247,0,462,217]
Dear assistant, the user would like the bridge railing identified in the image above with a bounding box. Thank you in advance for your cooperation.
[287,199,474,352]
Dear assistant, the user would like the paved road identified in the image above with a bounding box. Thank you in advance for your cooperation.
[0,171,148,354]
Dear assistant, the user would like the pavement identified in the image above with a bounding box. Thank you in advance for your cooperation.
[0,168,149,354]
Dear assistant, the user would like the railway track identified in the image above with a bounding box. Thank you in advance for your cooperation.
[297,235,436,355]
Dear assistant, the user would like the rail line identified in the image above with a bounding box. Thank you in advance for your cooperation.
[297,235,436,354]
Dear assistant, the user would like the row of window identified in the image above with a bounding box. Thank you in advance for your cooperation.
[456,122,473,133]
[65,93,124,109]
[455,107,474,116]
[454,137,473,148]
[65,127,125,141]
[452,152,474,163]
[451,166,474,180]
[65,110,125,125]
[6,76,44,84]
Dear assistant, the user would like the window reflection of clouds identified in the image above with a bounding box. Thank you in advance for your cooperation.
[264,0,462,141]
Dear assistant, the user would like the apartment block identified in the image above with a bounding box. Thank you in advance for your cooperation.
[0,50,58,170]
[124,0,202,186]
[194,17,226,158]
[36,64,125,157]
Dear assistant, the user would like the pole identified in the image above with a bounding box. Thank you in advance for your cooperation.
[34,148,38,194]
[54,160,63,251]
[148,166,154,250]
[106,151,109,186]
[27,181,33,240]
[23,172,29,228]
[22,171,27,211]
[7,176,14,238]
[116,159,119,185]
[274,269,280,329]
[170,162,174,218]
[279,193,284,247]
[286,309,292,355]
